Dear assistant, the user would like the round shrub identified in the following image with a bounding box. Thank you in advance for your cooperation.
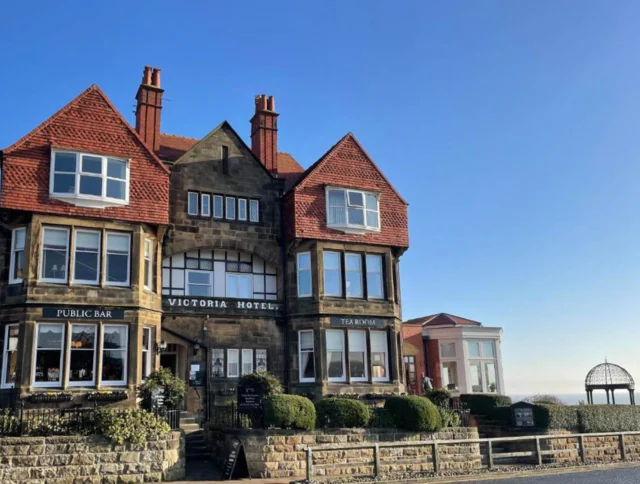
[264,394,315,430]
[315,398,370,428]
[368,408,395,428]
[384,395,442,432]
[138,368,186,410]
[95,408,170,445]
[238,370,284,396]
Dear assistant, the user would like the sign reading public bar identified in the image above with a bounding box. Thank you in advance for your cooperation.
[329,317,386,328]
[163,297,280,311]
[43,307,126,319]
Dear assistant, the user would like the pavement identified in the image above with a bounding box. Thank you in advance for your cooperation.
[467,464,640,483]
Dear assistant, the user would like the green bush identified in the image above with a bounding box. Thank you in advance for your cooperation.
[425,388,451,407]
[533,404,579,431]
[460,394,512,415]
[488,405,513,424]
[263,394,315,430]
[368,408,395,428]
[238,370,283,396]
[95,408,170,445]
[138,368,187,410]
[438,407,461,428]
[315,398,370,428]
[384,396,442,432]
[524,394,565,405]
[578,405,640,433]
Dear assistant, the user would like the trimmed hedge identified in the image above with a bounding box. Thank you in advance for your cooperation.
[488,405,513,425]
[533,404,579,431]
[460,394,512,415]
[264,394,315,430]
[315,398,370,428]
[368,408,395,428]
[424,388,451,407]
[533,404,640,433]
[384,396,442,432]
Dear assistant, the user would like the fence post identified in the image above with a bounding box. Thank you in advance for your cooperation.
[579,435,586,463]
[374,444,380,477]
[535,437,542,466]
[433,442,440,473]
[487,440,493,469]
[306,447,313,481]
[18,401,24,436]
[620,433,627,461]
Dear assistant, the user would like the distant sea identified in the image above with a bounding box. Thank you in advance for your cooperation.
[510,393,636,405]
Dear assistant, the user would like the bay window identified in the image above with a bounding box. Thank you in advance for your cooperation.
[68,324,97,386]
[74,230,100,284]
[41,227,69,283]
[144,239,154,291]
[345,253,363,298]
[102,325,128,386]
[348,330,367,381]
[326,330,346,382]
[370,331,389,382]
[242,349,254,375]
[467,339,499,393]
[105,232,130,286]
[298,330,315,383]
[9,228,25,284]
[1,325,18,388]
[227,349,239,378]
[365,254,384,299]
[297,252,312,297]
[186,270,212,296]
[323,251,342,297]
[142,327,152,380]
[33,323,65,387]
[326,187,380,231]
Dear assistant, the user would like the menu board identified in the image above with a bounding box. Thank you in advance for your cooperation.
[514,407,535,427]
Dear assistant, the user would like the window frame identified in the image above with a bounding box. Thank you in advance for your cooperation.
[323,251,343,297]
[298,330,315,383]
[227,349,239,378]
[144,239,154,291]
[345,252,364,299]
[40,226,70,284]
[67,323,98,387]
[348,330,368,382]
[201,193,211,217]
[238,198,247,221]
[105,232,131,287]
[142,327,152,380]
[370,330,390,382]
[1,324,19,389]
[213,195,224,219]
[241,349,254,376]
[73,229,101,285]
[296,252,312,298]
[188,192,199,216]
[325,186,380,232]
[185,269,213,297]
[226,196,236,220]
[365,254,385,300]
[249,199,260,223]
[9,227,26,284]
[49,149,130,206]
[32,323,66,388]
[101,324,129,387]
[466,339,499,393]
[326,329,346,383]
[226,272,252,299]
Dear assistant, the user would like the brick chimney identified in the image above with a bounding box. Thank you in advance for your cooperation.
[135,66,164,153]
[250,94,279,173]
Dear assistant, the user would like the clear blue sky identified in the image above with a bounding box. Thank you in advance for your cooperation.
[2,1,640,398]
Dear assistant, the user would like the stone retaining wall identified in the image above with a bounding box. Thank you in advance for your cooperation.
[0,431,185,483]
[543,431,640,464]
[207,427,480,479]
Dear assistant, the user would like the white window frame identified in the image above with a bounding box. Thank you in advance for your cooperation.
[186,269,213,297]
[348,330,368,382]
[298,330,315,383]
[144,239,154,291]
[345,253,364,298]
[188,192,199,216]
[325,186,380,233]
[323,251,343,297]
[101,324,128,386]
[67,324,97,387]
[9,227,25,284]
[213,195,224,219]
[1,324,19,389]
[256,349,267,372]
[326,329,346,383]
[242,349,254,375]
[226,196,236,220]
[33,323,65,388]
[466,339,499,393]
[365,254,384,299]
[249,200,259,222]
[440,342,456,359]
[40,227,70,284]
[201,193,211,217]
[296,252,312,298]
[73,229,101,285]
[227,349,239,378]
[238,198,247,221]
[49,149,130,207]
[226,273,252,299]
[142,327,152,380]
[105,232,131,287]
[371,330,390,382]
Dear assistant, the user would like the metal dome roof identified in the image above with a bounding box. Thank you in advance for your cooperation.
[585,362,635,389]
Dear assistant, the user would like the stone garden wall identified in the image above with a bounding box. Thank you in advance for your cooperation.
[0,431,185,483]
[207,426,481,478]
[542,431,640,464]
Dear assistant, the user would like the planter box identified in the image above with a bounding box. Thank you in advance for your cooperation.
[28,393,73,404]
[86,392,128,402]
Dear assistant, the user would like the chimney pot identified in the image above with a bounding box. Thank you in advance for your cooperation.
[267,96,275,112]
[142,66,152,86]
[250,93,279,174]
[151,68,161,88]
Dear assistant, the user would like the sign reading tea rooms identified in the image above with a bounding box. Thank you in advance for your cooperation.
[163,297,281,313]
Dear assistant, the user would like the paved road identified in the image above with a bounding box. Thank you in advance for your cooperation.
[474,466,640,483]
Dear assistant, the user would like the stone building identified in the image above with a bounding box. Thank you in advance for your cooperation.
[0,65,410,414]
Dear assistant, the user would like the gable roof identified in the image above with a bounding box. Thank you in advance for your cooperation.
[289,132,407,204]
[404,313,483,327]
[277,152,305,191]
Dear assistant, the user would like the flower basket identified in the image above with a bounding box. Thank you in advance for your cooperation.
[86,390,128,402]
[28,392,73,404]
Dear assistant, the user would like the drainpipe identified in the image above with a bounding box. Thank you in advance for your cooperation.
[279,186,290,391]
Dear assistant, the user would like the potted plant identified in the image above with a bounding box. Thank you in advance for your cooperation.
[86,390,128,402]
[28,391,73,403]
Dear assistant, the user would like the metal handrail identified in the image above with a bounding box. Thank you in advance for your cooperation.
[305,430,640,480]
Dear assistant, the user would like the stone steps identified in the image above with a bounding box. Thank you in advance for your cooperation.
[184,428,209,461]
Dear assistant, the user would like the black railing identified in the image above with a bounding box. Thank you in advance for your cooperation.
[211,404,263,429]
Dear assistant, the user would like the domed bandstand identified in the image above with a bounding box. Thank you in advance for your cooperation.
[585,361,635,405]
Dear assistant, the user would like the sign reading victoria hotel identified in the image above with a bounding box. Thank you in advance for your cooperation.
[163,297,281,311]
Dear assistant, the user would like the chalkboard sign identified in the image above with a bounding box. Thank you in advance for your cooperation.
[511,401,536,427]
[221,439,249,480]
[189,361,206,387]
[237,382,263,412]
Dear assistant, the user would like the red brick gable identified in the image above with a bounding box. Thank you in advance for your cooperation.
[284,133,409,248]
[1,85,169,225]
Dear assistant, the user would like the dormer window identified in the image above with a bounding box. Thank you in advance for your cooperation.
[50,150,129,208]
[326,187,380,233]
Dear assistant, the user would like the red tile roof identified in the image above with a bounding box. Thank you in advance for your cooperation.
[276,152,305,191]
[283,132,409,248]
[158,133,199,162]
[404,313,483,327]
[1,85,170,225]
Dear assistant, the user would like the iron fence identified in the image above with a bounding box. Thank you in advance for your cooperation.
[210,404,263,429]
